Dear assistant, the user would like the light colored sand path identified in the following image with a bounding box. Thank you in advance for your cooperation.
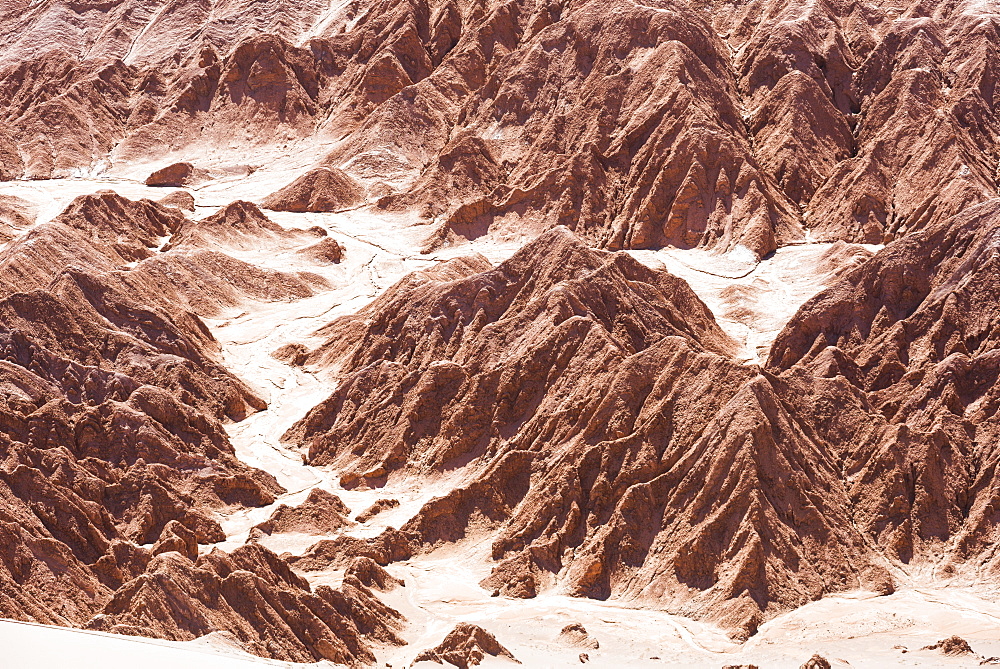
[0,618,333,669]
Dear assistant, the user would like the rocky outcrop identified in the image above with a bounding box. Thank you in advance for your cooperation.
[87,544,406,665]
[298,236,345,264]
[0,194,34,241]
[344,556,404,591]
[290,226,736,478]
[413,623,519,668]
[158,190,195,211]
[768,199,1000,568]
[145,162,194,187]
[0,190,406,662]
[251,488,352,537]
[0,124,23,181]
[289,528,416,571]
[921,636,974,656]
[557,623,599,650]
[2,0,995,260]
[166,200,328,253]
[285,227,892,636]
[356,498,400,523]
[261,167,365,213]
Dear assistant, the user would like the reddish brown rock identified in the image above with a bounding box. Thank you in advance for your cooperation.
[166,200,326,253]
[0,194,34,241]
[298,236,345,264]
[151,520,199,561]
[271,343,310,366]
[252,488,352,537]
[0,124,23,181]
[261,167,364,213]
[88,544,406,664]
[157,190,195,211]
[285,227,890,636]
[344,556,404,591]
[768,200,1000,567]
[557,623,599,650]
[413,623,519,669]
[289,528,416,572]
[355,498,400,523]
[800,654,832,669]
[145,162,194,187]
[921,636,974,656]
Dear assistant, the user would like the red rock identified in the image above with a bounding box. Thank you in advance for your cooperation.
[151,520,199,561]
[261,167,364,213]
[157,190,195,211]
[145,162,194,187]
[921,636,974,656]
[800,654,832,669]
[252,488,352,537]
[344,556,404,591]
[557,623,599,650]
[355,498,400,523]
[0,124,23,181]
[88,544,406,664]
[413,623,520,669]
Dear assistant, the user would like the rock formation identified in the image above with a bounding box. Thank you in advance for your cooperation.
[262,167,365,213]
[356,498,401,523]
[344,556,405,591]
[2,0,1000,663]
[1,0,995,253]
[0,190,408,663]
[158,190,195,211]
[921,636,974,656]
[88,544,406,664]
[282,197,1000,636]
[252,487,352,537]
[413,623,519,668]
[558,623,599,650]
[286,227,892,635]
[800,654,832,669]
[145,162,194,187]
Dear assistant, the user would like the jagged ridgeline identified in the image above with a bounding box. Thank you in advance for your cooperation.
[0,0,998,665]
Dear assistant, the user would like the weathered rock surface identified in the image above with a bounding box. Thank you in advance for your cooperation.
[0,194,34,241]
[0,191,406,664]
[157,190,195,211]
[1,0,995,255]
[557,623,599,650]
[252,487,352,537]
[769,199,1000,569]
[344,556,404,591]
[145,162,194,187]
[2,0,1000,661]
[262,167,364,213]
[87,543,406,664]
[286,227,892,635]
[921,636,974,656]
[800,654,832,669]
[413,623,519,668]
[356,498,400,523]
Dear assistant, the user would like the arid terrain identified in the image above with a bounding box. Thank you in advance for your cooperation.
[1,0,1000,667]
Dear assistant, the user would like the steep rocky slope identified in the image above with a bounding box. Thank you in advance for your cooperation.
[1,0,1000,664]
[769,198,1000,570]
[282,197,1000,637]
[285,228,891,636]
[0,191,402,664]
[4,0,994,255]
